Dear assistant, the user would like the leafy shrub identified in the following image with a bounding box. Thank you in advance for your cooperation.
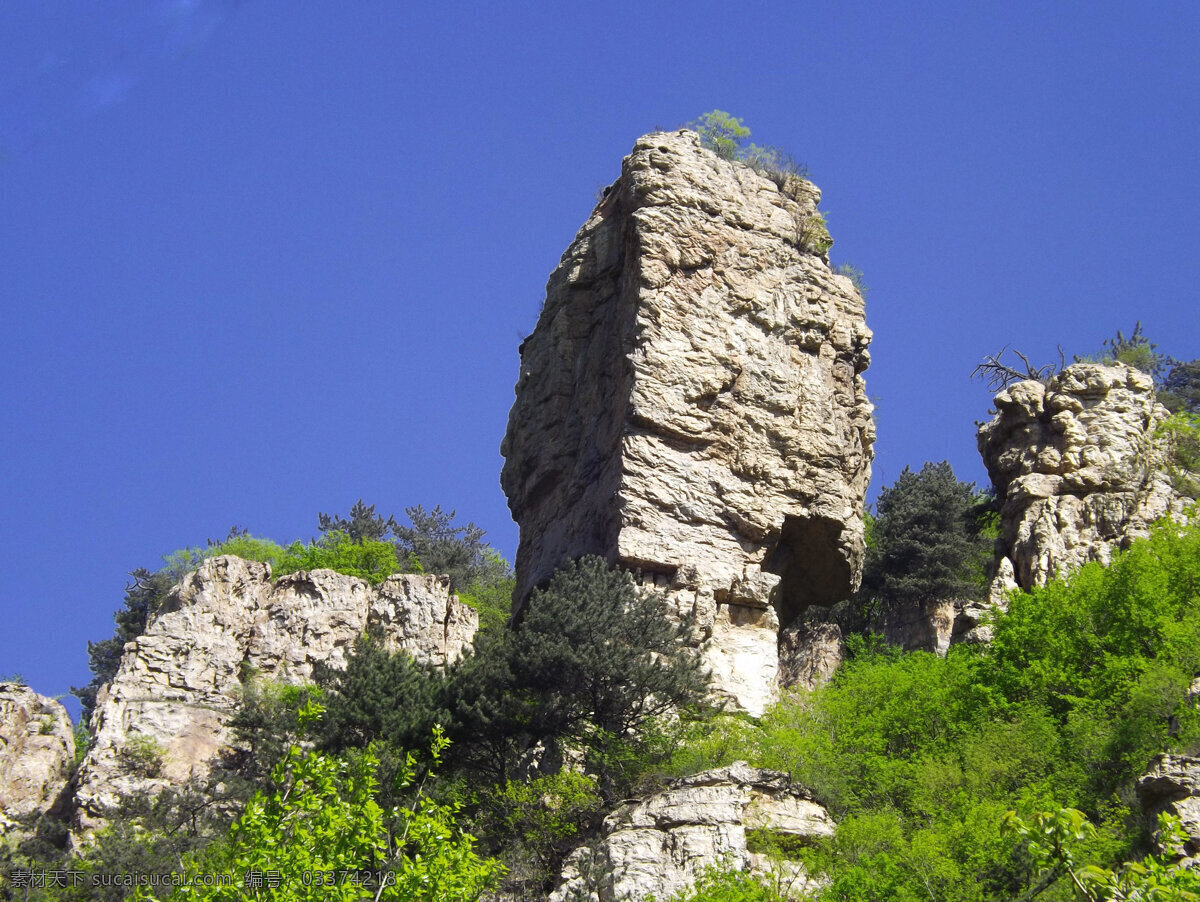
[148,716,502,901]
[664,863,791,901]
[473,770,603,894]
[1158,411,1200,498]
[739,517,1200,900]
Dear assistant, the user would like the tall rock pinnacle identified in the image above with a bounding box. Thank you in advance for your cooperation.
[500,130,874,713]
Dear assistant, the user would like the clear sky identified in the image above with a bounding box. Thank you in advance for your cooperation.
[2,2,1196,716]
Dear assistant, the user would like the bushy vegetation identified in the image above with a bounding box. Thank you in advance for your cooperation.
[688,111,808,187]
[145,708,502,901]
[667,514,1200,900]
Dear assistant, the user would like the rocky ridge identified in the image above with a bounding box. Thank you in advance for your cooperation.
[72,555,477,837]
[979,362,1188,605]
[0,683,74,833]
[501,129,874,715]
[550,763,833,902]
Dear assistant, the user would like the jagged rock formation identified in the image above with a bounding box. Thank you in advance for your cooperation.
[550,763,832,902]
[73,555,476,836]
[0,683,74,832]
[1138,754,1200,856]
[979,363,1187,603]
[501,130,874,715]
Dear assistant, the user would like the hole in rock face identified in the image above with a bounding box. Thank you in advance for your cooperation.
[764,514,852,626]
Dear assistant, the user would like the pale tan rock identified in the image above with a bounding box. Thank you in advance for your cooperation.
[73,556,476,838]
[501,130,873,714]
[550,763,832,902]
[1138,754,1200,856]
[979,363,1188,602]
[0,683,74,829]
[778,622,843,690]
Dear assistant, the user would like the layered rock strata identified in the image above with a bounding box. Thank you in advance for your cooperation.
[979,363,1186,603]
[0,683,75,832]
[550,763,833,902]
[501,130,874,714]
[73,555,476,836]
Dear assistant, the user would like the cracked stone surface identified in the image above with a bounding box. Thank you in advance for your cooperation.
[501,130,873,714]
[72,555,476,837]
[0,683,74,830]
[550,763,833,902]
[979,362,1189,607]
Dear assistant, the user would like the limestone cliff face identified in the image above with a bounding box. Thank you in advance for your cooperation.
[500,130,874,715]
[0,683,74,831]
[73,556,477,835]
[979,362,1187,602]
[550,763,833,902]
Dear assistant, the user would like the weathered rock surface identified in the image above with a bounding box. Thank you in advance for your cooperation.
[73,555,476,836]
[979,363,1187,602]
[501,130,874,715]
[1138,754,1200,855]
[0,683,74,830]
[550,763,833,902]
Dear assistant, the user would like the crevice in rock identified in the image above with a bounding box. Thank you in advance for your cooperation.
[763,514,851,626]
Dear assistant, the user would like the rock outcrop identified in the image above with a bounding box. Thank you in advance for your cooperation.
[0,683,74,831]
[551,763,832,902]
[1138,754,1200,856]
[73,555,476,836]
[979,362,1187,603]
[501,130,874,714]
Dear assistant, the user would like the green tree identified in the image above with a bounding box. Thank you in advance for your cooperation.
[392,505,505,592]
[145,711,501,902]
[860,461,992,609]
[1006,807,1200,901]
[317,499,391,545]
[1161,360,1200,415]
[73,565,182,723]
[313,636,448,756]
[689,110,751,159]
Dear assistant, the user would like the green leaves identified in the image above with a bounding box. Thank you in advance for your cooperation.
[144,728,501,902]
[689,110,751,160]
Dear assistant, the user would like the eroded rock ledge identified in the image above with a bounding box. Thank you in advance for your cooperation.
[501,130,874,714]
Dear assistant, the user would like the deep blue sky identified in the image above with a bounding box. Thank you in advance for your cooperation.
[2,2,1196,715]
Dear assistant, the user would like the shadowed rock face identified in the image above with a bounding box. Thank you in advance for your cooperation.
[72,556,477,840]
[501,130,874,714]
[979,362,1188,606]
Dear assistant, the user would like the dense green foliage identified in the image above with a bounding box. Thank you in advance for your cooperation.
[142,713,501,901]
[860,461,993,609]
[671,514,1200,900]
[1006,807,1200,901]
[663,864,790,901]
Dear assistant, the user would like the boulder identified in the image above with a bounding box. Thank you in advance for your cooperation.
[550,763,832,902]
